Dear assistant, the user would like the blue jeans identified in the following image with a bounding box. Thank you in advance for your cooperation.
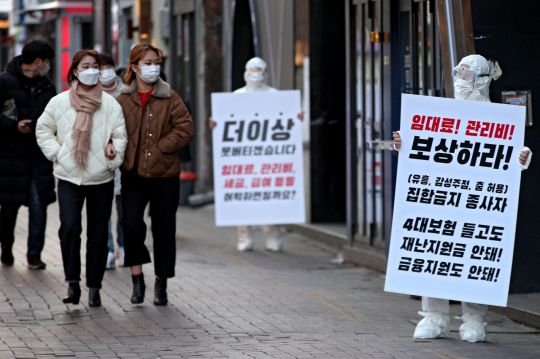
[107,195,124,253]
[0,178,47,256]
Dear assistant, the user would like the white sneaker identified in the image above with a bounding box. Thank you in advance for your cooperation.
[106,252,116,269]
[413,311,450,339]
[116,247,125,267]
[237,237,254,251]
[459,313,486,342]
[265,237,283,252]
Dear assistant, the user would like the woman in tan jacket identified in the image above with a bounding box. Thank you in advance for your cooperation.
[115,44,194,305]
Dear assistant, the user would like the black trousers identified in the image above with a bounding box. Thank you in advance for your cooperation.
[58,179,114,289]
[0,178,48,256]
[121,167,179,278]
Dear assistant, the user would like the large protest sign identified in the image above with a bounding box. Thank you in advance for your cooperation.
[384,94,526,307]
[211,91,305,226]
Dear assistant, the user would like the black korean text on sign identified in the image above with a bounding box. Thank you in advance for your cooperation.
[409,136,514,170]
[400,237,466,258]
[470,245,503,262]
[460,223,504,241]
[398,257,464,277]
[402,217,457,236]
[222,119,295,142]
[221,145,297,157]
[406,187,461,207]
[468,265,501,282]
[408,174,430,185]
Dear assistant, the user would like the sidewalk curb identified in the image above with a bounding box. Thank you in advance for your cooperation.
[342,244,388,273]
[283,224,346,249]
[287,223,540,330]
[284,224,388,273]
[489,305,540,330]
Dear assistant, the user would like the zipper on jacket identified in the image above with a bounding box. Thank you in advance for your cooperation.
[143,98,150,175]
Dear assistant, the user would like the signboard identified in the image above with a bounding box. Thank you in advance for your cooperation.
[211,90,305,226]
[384,94,526,307]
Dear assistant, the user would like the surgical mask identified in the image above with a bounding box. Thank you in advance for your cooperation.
[136,65,160,84]
[76,69,100,86]
[100,69,117,86]
[454,79,490,102]
[454,79,474,99]
[247,69,264,82]
[39,62,50,77]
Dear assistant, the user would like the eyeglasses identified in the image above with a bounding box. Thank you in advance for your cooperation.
[452,66,489,82]
[248,67,264,73]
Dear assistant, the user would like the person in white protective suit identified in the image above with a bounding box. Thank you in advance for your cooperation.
[210,57,302,252]
[393,54,532,342]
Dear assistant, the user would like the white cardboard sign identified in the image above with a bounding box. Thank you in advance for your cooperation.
[211,91,305,226]
[384,94,526,307]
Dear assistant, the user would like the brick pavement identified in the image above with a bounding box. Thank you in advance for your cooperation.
[0,202,540,358]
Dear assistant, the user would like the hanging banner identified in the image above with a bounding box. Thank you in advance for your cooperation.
[384,94,526,307]
[211,90,305,226]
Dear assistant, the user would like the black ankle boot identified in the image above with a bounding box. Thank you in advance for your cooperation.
[131,273,145,304]
[62,283,81,305]
[1,243,13,266]
[154,278,168,306]
[89,289,101,307]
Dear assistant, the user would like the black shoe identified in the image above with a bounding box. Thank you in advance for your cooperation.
[1,244,13,266]
[89,289,101,307]
[62,283,81,305]
[154,278,168,306]
[27,255,46,270]
[131,274,145,304]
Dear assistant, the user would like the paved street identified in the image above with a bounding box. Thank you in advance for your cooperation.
[1,202,540,358]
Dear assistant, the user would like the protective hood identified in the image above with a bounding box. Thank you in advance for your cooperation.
[243,57,270,92]
[454,54,492,102]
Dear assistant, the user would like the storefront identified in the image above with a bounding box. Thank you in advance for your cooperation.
[346,0,447,251]
[15,1,93,93]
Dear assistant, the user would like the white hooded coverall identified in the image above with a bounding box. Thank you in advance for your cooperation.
[411,55,531,342]
[234,57,283,252]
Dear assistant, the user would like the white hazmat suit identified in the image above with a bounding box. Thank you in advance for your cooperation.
[395,55,531,342]
[234,57,283,252]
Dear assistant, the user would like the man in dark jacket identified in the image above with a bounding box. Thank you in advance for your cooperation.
[0,40,57,269]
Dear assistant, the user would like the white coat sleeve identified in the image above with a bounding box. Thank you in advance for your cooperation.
[106,101,128,171]
[35,100,61,162]
[520,146,532,171]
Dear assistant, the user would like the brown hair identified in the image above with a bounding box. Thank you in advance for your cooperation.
[124,43,163,85]
[67,49,103,84]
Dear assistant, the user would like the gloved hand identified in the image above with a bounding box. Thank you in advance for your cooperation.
[393,131,401,149]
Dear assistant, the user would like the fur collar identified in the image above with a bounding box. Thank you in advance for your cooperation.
[119,78,170,98]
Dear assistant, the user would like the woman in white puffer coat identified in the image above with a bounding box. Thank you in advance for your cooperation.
[36,50,127,308]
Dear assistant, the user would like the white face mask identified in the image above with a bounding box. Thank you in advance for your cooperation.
[244,69,268,91]
[136,65,160,84]
[247,71,264,83]
[454,79,490,102]
[100,69,117,86]
[76,68,100,86]
[39,62,50,77]
[454,79,474,100]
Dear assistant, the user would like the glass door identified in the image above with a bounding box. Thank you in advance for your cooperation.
[355,0,385,248]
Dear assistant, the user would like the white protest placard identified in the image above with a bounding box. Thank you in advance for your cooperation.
[211,90,305,226]
[384,94,526,307]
